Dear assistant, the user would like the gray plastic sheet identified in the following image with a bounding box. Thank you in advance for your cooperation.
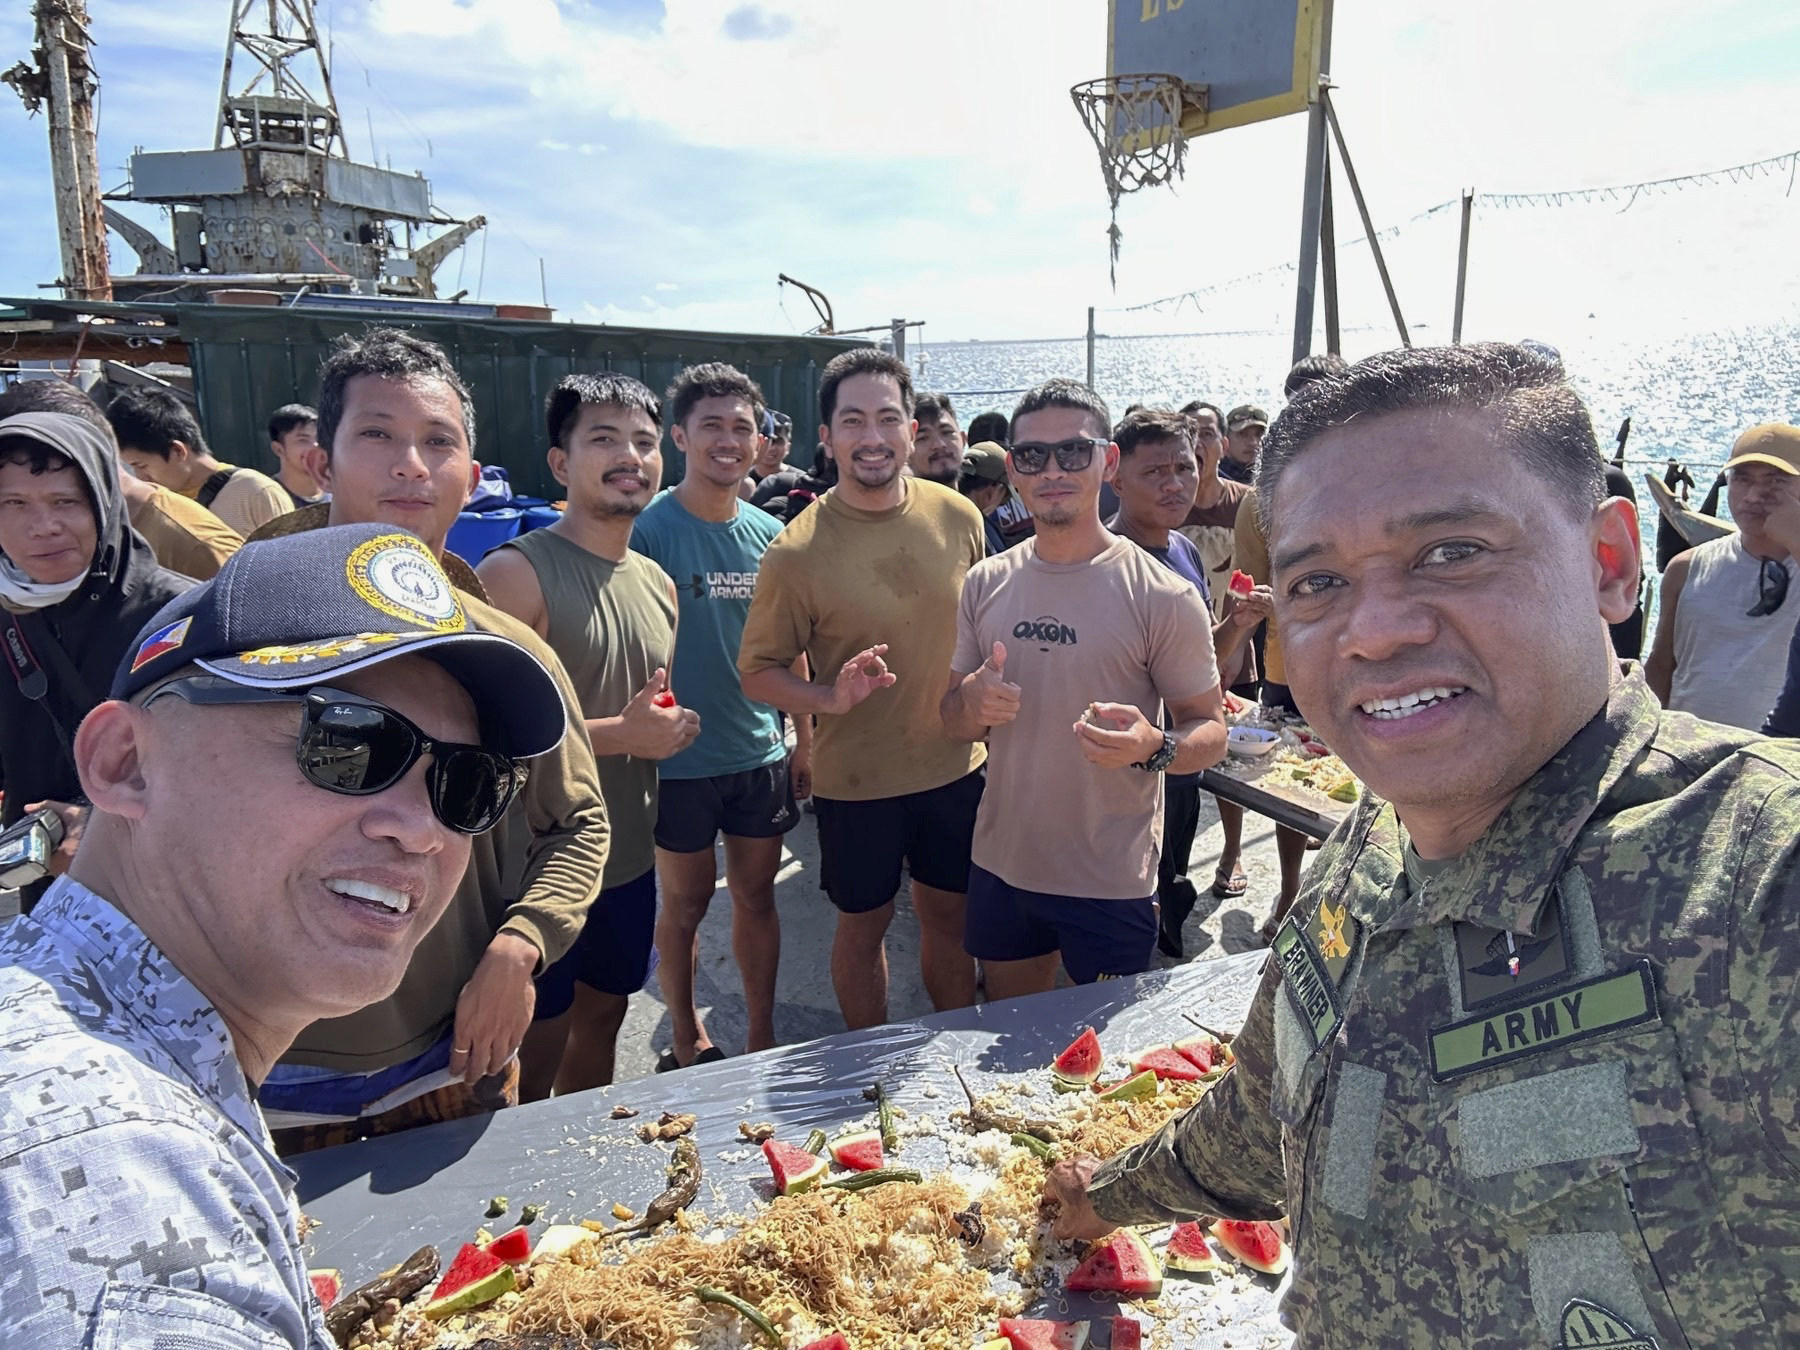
[293,950,1290,1347]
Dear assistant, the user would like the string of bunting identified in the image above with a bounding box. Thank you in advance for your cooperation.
[1112,146,1800,318]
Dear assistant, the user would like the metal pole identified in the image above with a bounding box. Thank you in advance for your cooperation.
[1320,146,1341,357]
[1322,89,1410,348]
[1086,307,1097,389]
[1451,189,1474,344]
[891,319,906,362]
[35,0,110,300]
[1290,0,1334,365]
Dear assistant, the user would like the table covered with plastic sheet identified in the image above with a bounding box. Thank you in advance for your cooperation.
[293,949,1290,1348]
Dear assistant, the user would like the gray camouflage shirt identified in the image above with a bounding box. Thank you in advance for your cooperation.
[0,878,333,1348]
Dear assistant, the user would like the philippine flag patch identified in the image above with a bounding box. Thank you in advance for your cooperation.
[129,616,192,673]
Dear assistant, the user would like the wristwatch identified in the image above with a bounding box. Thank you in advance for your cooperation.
[1133,729,1179,773]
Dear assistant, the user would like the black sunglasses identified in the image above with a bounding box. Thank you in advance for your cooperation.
[146,677,526,834]
[1010,436,1106,475]
[1749,557,1791,618]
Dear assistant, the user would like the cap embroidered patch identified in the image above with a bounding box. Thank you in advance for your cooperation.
[346,534,465,633]
[129,616,192,673]
[238,633,404,665]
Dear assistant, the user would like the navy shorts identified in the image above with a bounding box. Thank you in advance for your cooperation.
[963,864,1158,984]
[534,867,658,1017]
[654,758,798,853]
[813,768,984,914]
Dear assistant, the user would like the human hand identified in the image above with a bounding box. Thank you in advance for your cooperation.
[617,668,701,759]
[451,932,539,1081]
[961,641,1022,727]
[1044,1154,1117,1241]
[827,644,897,714]
[789,746,812,801]
[23,799,85,877]
[1073,702,1163,769]
[1227,584,1275,627]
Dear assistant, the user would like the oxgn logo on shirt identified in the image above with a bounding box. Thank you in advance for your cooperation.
[1012,615,1077,648]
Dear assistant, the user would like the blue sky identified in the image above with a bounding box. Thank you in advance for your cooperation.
[2,0,1797,342]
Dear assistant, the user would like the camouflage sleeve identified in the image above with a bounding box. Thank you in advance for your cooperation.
[0,1119,320,1347]
[1088,954,1289,1226]
[1729,766,1800,1171]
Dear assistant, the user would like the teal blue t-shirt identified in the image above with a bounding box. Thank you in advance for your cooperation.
[631,489,788,779]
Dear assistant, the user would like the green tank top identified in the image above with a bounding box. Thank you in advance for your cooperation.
[502,527,674,889]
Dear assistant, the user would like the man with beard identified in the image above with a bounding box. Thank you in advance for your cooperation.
[478,375,685,1095]
[1646,423,1800,730]
[740,349,987,1028]
[632,364,810,1070]
[1107,408,1271,957]
[910,392,965,486]
[1047,342,1800,1349]
[942,382,1225,998]
[246,330,609,1148]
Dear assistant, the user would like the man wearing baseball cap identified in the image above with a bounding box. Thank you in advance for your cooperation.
[0,523,564,1349]
[959,441,1012,555]
[1221,404,1268,485]
[1648,422,1800,729]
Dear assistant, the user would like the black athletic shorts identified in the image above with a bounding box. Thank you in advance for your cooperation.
[654,758,798,853]
[813,768,985,914]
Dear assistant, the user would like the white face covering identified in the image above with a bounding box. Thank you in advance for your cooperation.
[0,557,87,611]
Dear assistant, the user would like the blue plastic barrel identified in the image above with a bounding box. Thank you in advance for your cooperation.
[446,508,523,562]
[521,504,563,532]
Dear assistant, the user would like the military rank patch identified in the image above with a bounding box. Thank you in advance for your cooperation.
[1557,1297,1659,1349]
[1273,917,1344,1054]
[1428,960,1661,1081]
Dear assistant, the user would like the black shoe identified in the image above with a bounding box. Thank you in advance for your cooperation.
[1157,921,1185,961]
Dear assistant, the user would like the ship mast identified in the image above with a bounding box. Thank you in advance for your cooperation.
[214,0,349,158]
[4,0,112,300]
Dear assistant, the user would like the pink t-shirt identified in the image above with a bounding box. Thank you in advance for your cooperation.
[953,536,1220,899]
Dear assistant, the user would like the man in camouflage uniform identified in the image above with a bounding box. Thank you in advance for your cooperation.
[0,525,566,1348]
[1048,342,1800,1347]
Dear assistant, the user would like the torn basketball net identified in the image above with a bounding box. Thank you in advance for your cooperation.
[1070,74,1205,286]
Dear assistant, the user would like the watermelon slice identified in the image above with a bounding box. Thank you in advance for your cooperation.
[1228,569,1256,597]
[763,1137,829,1195]
[424,1242,516,1319]
[308,1269,340,1308]
[827,1129,884,1172]
[1171,1035,1221,1074]
[1052,1027,1103,1085]
[1109,1318,1143,1350]
[484,1226,531,1264]
[1164,1221,1225,1274]
[800,1337,852,1350]
[1066,1228,1162,1298]
[997,1318,1092,1350]
[1128,1046,1204,1082]
[1093,1069,1158,1101]
[1211,1218,1290,1276]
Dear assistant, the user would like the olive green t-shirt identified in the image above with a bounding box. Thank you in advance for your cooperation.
[738,478,987,801]
[502,527,674,887]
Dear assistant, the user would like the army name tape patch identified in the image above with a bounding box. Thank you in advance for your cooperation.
[1428,960,1660,1082]
[347,533,465,634]
[1273,918,1343,1052]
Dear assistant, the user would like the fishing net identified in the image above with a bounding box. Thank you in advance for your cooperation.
[1070,74,1207,285]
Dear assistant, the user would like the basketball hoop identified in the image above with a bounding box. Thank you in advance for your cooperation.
[1070,74,1207,284]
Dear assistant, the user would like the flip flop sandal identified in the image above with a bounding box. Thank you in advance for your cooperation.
[1211,865,1249,899]
[655,1046,728,1073]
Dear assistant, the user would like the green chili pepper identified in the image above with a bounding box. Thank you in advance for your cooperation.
[1011,1132,1056,1161]
[694,1286,778,1345]
[822,1167,922,1193]
[804,1128,827,1155]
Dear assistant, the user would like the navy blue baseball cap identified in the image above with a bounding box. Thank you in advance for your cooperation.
[113,524,565,759]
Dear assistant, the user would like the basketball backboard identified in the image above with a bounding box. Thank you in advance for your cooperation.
[1107,0,1327,139]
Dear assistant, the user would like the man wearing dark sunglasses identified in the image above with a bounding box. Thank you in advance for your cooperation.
[944,380,1227,1000]
[0,523,565,1349]
[1647,423,1800,730]
[246,329,610,1151]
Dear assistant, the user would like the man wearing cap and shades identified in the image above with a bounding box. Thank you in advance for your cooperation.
[246,327,609,1148]
[741,408,792,500]
[0,410,193,916]
[1647,422,1800,730]
[959,441,1012,555]
[1222,404,1267,485]
[0,523,564,1349]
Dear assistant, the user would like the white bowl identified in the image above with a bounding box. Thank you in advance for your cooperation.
[1228,727,1281,759]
